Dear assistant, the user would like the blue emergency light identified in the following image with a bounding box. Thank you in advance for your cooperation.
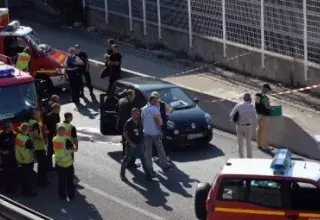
[0,66,15,77]
[271,148,292,173]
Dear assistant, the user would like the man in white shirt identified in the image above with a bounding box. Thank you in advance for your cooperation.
[230,93,255,158]
[141,95,171,172]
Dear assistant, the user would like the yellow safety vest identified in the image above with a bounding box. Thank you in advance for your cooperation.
[15,52,31,71]
[28,119,45,151]
[52,135,73,168]
[15,133,34,164]
[58,122,77,144]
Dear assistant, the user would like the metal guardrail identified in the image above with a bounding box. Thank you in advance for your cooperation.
[0,194,52,220]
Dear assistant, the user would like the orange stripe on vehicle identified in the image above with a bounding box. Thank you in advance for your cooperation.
[299,213,320,218]
[35,70,57,75]
[57,54,66,63]
[215,207,285,216]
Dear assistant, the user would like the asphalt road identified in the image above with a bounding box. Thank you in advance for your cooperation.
[3,10,279,220]
[4,89,272,220]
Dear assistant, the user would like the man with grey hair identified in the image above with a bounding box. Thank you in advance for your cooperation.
[141,95,172,171]
[230,93,255,158]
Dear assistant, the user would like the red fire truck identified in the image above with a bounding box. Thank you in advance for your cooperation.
[0,8,68,92]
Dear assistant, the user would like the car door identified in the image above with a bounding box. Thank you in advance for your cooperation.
[285,180,320,220]
[212,177,286,220]
[99,83,128,135]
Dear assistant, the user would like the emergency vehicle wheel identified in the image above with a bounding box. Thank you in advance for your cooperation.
[195,182,211,220]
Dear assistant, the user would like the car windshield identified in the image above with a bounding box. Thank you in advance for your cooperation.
[24,32,52,53]
[144,87,195,110]
[0,82,37,116]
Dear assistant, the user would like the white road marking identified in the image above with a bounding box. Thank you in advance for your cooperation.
[79,182,166,220]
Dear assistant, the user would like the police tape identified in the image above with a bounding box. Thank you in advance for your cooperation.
[203,84,320,103]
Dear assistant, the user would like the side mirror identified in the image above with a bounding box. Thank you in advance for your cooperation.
[193,97,199,104]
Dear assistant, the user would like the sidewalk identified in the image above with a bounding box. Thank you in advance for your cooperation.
[15,10,320,137]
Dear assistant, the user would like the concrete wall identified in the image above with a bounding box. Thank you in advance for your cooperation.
[86,9,320,91]
[89,59,320,160]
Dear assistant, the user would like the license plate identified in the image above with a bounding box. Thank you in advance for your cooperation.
[187,133,203,139]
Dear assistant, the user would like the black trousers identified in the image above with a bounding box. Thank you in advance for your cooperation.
[56,165,75,199]
[1,154,18,192]
[20,162,34,195]
[80,71,93,94]
[68,72,82,103]
[107,77,119,96]
[47,134,54,170]
[35,150,47,182]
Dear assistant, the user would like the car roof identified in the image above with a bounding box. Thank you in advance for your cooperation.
[0,26,32,37]
[117,77,177,93]
[221,158,320,182]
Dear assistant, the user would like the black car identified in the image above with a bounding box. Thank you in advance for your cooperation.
[100,77,213,147]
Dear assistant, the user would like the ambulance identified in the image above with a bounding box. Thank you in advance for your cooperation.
[195,149,320,220]
[0,63,48,133]
[0,8,67,93]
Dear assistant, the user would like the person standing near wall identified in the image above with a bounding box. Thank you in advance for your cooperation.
[230,93,255,158]
[106,44,122,96]
[255,84,273,151]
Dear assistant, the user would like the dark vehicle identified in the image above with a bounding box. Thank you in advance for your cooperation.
[100,77,213,147]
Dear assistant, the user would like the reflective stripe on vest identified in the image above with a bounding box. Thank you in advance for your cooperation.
[28,119,45,151]
[16,52,31,70]
[53,136,73,168]
[15,134,34,164]
[58,122,76,143]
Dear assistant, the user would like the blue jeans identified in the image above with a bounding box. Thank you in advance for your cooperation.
[120,143,151,176]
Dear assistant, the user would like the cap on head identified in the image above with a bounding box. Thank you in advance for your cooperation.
[68,47,75,54]
[74,44,80,49]
[262,83,272,91]
[20,123,29,132]
[108,38,116,45]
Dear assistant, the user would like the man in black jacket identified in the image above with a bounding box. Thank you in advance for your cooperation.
[75,44,93,96]
[0,121,17,193]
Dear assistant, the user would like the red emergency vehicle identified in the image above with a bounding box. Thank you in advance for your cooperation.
[195,149,320,220]
[0,8,68,92]
[0,63,48,133]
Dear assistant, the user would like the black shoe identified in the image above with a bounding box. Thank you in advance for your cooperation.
[146,174,156,181]
[120,174,127,181]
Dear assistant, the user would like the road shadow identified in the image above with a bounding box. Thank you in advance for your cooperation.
[170,144,224,162]
[4,171,103,220]
[82,93,100,111]
[108,150,195,198]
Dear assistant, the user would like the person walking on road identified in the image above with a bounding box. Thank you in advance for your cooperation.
[75,44,94,96]
[66,47,84,104]
[15,123,37,197]
[120,108,155,181]
[255,84,273,151]
[44,103,61,171]
[230,93,255,158]
[0,121,18,193]
[141,95,172,172]
[28,108,50,186]
[53,125,75,201]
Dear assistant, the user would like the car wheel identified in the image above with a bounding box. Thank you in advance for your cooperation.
[195,182,211,220]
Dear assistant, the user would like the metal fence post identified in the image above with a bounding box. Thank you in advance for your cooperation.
[128,0,133,31]
[222,0,226,57]
[303,0,308,81]
[261,0,265,68]
[157,0,161,39]
[187,0,193,47]
[142,0,147,35]
[104,0,108,24]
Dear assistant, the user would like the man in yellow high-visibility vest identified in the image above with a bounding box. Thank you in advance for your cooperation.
[53,125,75,201]
[28,107,50,187]
[15,47,31,71]
[15,123,38,197]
